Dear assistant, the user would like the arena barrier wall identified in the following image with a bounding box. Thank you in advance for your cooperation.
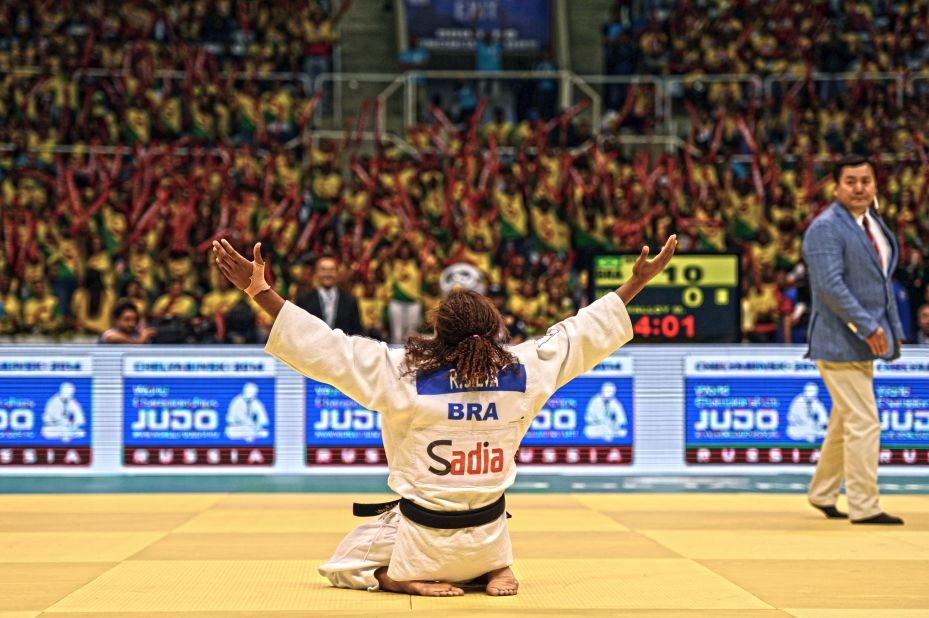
[1,344,928,475]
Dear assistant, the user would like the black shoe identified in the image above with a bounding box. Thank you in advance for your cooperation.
[810,502,848,519]
[851,512,904,525]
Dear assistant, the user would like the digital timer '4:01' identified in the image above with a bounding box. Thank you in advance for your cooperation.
[633,315,696,338]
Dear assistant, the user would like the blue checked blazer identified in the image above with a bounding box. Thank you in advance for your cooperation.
[802,201,905,362]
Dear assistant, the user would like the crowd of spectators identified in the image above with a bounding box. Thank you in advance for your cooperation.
[0,0,345,151]
[2,107,927,346]
[1,0,928,347]
[602,0,929,87]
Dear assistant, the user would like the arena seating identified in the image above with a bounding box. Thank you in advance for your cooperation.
[0,0,926,345]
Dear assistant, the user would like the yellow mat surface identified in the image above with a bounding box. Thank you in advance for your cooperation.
[0,493,927,617]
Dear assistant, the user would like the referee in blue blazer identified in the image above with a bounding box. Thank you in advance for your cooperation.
[802,154,905,525]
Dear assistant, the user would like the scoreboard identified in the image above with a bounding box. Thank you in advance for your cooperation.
[592,254,741,343]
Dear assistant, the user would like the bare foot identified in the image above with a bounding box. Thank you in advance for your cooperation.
[484,566,519,596]
[374,567,464,597]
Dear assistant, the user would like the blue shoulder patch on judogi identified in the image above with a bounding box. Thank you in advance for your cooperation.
[416,364,526,395]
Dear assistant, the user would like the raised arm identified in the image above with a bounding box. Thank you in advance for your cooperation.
[519,234,678,399]
[212,237,405,411]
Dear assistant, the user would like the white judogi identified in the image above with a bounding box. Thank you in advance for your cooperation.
[265,291,632,589]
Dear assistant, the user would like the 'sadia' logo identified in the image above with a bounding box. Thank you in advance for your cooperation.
[427,439,505,476]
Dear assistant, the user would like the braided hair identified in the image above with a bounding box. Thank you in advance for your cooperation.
[402,289,517,385]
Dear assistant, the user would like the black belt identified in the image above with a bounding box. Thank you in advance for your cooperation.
[353,495,509,529]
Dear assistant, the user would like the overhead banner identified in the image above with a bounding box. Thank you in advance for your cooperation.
[0,356,93,466]
[123,357,276,466]
[404,0,551,52]
[685,356,929,465]
[306,356,634,465]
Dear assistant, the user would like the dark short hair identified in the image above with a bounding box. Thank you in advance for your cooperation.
[112,301,139,320]
[314,255,339,269]
[832,154,875,182]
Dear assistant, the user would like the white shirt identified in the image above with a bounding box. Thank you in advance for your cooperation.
[318,287,338,327]
[855,211,892,277]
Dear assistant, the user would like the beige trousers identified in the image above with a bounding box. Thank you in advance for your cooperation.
[808,360,882,520]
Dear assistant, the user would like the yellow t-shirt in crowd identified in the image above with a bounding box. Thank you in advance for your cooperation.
[71,288,116,335]
[151,293,198,319]
[201,289,244,318]
[23,295,62,331]
[390,259,421,302]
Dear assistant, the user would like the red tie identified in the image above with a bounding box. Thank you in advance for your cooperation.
[861,216,884,270]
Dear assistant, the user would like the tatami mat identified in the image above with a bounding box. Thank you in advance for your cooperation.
[0,492,925,616]
[702,559,929,609]
[640,529,929,560]
[0,533,167,562]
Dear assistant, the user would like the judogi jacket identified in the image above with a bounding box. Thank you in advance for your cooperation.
[265,291,633,582]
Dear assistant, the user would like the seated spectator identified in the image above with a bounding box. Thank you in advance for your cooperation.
[23,279,62,335]
[117,280,150,328]
[781,264,810,344]
[295,255,363,335]
[71,269,116,335]
[151,279,198,322]
[915,304,929,345]
[0,274,22,336]
[483,107,513,146]
[544,281,575,324]
[100,302,156,344]
[201,276,244,321]
[357,278,389,341]
[741,270,783,343]
[489,284,525,344]
[387,241,423,344]
[147,279,198,343]
[224,300,259,344]
[507,279,546,337]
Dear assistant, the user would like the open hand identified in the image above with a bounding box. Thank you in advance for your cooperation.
[631,235,677,283]
[212,239,263,291]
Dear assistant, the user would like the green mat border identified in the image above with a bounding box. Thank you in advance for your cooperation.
[1,474,927,494]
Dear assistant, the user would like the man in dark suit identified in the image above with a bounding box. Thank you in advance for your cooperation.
[802,154,905,525]
[295,256,363,336]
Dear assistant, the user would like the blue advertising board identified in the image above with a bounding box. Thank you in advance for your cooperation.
[685,356,929,465]
[123,356,276,466]
[0,356,93,466]
[306,356,634,465]
[405,0,551,52]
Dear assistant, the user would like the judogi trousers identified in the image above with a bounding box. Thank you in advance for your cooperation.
[808,360,882,520]
[318,506,512,590]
